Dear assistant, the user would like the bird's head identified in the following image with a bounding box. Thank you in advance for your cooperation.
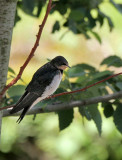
[50,56,70,70]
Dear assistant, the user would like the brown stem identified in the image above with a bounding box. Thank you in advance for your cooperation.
[3,90,122,117]
[49,72,122,99]
[0,0,52,99]
[0,72,121,111]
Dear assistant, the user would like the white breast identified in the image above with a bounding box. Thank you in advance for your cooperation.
[42,72,62,98]
[30,72,62,109]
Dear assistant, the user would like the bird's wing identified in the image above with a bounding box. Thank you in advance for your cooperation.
[10,92,38,114]
[15,90,28,106]
[10,63,59,114]
[26,63,59,95]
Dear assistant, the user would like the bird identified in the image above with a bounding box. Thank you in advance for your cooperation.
[10,56,70,123]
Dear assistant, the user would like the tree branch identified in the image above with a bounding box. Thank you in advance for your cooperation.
[48,72,122,99]
[0,72,122,111]
[0,0,52,99]
[3,90,122,117]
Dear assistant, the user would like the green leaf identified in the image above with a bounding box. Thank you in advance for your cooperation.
[98,10,114,31]
[57,109,74,131]
[60,79,71,90]
[87,104,102,135]
[14,9,21,26]
[15,0,119,43]
[113,104,122,133]
[99,86,108,96]
[69,8,85,21]
[67,64,86,78]
[106,16,114,31]
[102,102,114,118]
[90,31,102,43]
[97,12,104,27]
[92,71,112,80]
[106,81,117,93]
[8,67,15,75]
[54,88,72,102]
[52,21,60,33]
[51,3,67,15]
[69,19,77,34]
[7,85,26,97]
[36,1,43,17]
[110,0,122,14]
[101,56,122,67]
[79,106,92,120]
[116,82,122,90]
[5,96,20,106]
[77,64,96,72]
[22,0,35,16]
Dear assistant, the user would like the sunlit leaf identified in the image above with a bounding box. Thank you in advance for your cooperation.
[8,67,15,75]
[67,64,86,78]
[110,0,122,14]
[98,10,114,31]
[90,31,102,44]
[77,64,96,72]
[7,85,26,97]
[101,56,122,67]
[92,71,112,80]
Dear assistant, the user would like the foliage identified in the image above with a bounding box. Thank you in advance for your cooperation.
[1,0,122,159]
[6,56,122,135]
[1,115,122,160]
[15,0,122,42]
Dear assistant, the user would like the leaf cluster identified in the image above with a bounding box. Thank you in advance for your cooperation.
[6,56,122,134]
[15,0,122,43]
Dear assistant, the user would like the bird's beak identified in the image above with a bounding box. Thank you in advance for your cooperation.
[66,64,71,68]
[59,64,71,70]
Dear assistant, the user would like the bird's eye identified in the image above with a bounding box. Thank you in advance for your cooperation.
[62,63,66,65]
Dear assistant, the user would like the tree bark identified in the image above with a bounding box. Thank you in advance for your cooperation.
[0,0,17,141]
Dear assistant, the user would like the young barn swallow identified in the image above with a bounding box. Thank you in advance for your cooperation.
[10,56,70,123]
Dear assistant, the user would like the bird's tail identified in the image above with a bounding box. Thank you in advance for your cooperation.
[16,106,30,123]
[10,92,38,123]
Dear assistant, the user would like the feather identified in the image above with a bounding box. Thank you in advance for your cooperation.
[9,56,67,123]
[10,92,38,114]
[16,106,30,123]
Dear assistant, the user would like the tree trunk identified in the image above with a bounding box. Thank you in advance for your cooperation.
[0,0,17,141]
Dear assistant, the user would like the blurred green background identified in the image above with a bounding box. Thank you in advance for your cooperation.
[1,0,122,160]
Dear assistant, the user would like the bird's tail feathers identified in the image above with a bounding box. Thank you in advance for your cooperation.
[16,106,30,123]
[10,92,39,123]
[10,92,38,114]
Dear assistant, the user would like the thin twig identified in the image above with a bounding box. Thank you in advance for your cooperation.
[0,0,52,99]
[48,72,122,99]
[0,72,121,111]
[3,90,122,117]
